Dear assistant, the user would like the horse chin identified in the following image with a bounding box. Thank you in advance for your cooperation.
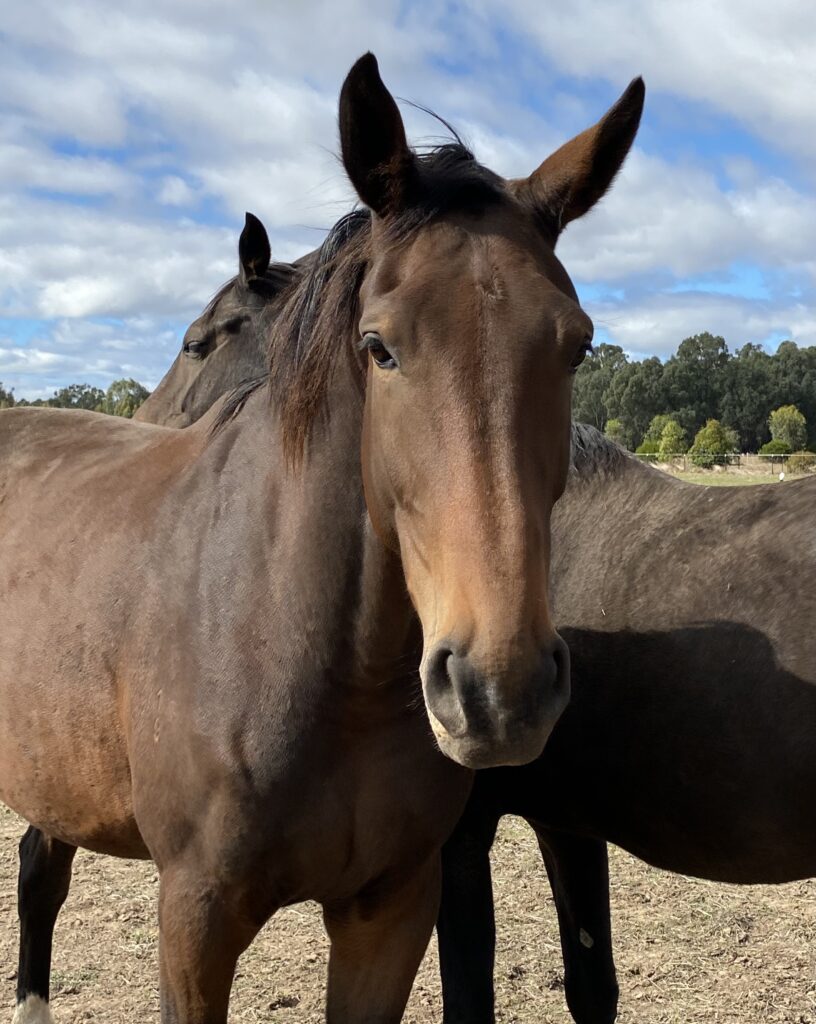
[427,710,556,770]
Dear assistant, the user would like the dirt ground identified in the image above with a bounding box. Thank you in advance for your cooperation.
[2,804,815,1023]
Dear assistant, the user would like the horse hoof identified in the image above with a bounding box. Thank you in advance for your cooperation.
[12,996,55,1024]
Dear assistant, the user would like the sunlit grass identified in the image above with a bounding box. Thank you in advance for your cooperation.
[669,472,793,486]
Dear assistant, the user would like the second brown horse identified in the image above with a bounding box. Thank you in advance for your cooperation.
[438,427,816,1024]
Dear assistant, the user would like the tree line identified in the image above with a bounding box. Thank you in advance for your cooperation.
[573,332,816,455]
[2,332,815,460]
[0,379,150,418]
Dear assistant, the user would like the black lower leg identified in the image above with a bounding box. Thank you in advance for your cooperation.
[437,804,500,1024]
[16,826,77,1007]
[532,825,618,1024]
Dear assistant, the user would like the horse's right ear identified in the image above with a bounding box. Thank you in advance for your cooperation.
[339,53,417,217]
[239,212,271,284]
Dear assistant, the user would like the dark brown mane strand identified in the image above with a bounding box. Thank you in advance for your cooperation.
[267,208,372,462]
[209,212,371,441]
[211,374,269,430]
[570,422,634,479]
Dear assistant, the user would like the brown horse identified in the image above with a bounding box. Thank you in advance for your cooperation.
[1,56,643,1023]
[437,425,816,1024]
[135,212,305,428]
[9,214,301,1024]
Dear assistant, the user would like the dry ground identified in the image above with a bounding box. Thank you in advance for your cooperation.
[2,804,815,1024]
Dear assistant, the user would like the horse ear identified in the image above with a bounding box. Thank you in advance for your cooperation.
[516,77,645,244]
[339,53,417,216]
[239,212,271,284]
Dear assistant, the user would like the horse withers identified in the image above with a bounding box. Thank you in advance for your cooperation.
[438,426,816,1024]
[1,57,643,1023]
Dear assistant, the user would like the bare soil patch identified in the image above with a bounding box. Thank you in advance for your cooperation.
[3,804,815,1022]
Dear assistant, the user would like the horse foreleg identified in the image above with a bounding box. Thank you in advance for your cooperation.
[436,804,500,1024]
[14,826,76,1024]
[157,863,266,1024]
[322,856,440,1024]
[531,825,618,1024]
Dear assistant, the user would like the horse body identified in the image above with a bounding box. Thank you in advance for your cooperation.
[1,388,467,886]
[2,53,644,1020]
[438,430,816,1024]
[3,373,470,1024]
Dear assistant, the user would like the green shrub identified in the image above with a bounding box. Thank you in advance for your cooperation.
[658,419,687,459]
[759,438,792,456]
[635,438,660,462]
[768,404,807,452]
[642,414,674,446]
[604,418,628,448]
[689,419,738,468]
[786,451,816,474]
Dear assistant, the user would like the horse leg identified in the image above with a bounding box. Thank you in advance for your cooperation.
[157,863,267,1024]
[531,824,618,1024]
[14,826,77,1024]
[322,856,441,1024]
[436,804,500,1024]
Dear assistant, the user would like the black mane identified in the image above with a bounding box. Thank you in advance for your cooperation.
[570,423,635,479]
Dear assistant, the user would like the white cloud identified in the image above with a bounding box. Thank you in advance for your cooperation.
[0,139,135,197]
[0,317,185,396]
[487,0,816,164]
[0,194,240,319]
[560,151,816,282]
[0,0,814,397]
[590,292,816,357]
[157,176,197,207]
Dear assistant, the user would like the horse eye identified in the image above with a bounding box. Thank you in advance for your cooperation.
[362,333,397,370]
[183,339,210,359]
[570,336,594,373]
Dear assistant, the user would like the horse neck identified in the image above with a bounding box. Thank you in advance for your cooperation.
[351,521,419,689]
[566,445,662,499]
[319,353,419,692]
[555,448,669,545]
[225,349,418,698]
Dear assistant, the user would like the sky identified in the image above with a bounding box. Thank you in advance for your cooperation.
[1,0,815,399]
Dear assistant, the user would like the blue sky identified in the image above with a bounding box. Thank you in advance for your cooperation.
[2,0,815,398]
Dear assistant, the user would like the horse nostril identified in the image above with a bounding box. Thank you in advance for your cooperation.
[550,636,570,694]
[424,645,468,738]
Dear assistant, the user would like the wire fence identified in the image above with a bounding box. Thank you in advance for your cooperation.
[632,452,816,474]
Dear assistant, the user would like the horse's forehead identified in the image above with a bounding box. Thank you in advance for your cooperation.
[205,280,245,320]
[375,221,575,318]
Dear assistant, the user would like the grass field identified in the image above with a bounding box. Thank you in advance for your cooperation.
[669,471,790,486]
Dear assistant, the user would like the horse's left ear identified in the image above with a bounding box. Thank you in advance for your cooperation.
[239,212,271,284]
[516,77,645,244]
[339,53,417,216]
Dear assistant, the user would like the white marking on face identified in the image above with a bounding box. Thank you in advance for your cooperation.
[13,995,55,1024]
[579,928,594,949]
